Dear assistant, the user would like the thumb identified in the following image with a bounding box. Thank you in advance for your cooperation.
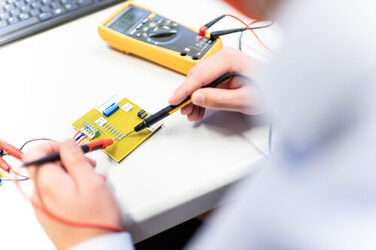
[191,87,249,113]
[60,139,96,184]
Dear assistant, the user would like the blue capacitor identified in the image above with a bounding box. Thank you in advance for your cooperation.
[103,103,120,117]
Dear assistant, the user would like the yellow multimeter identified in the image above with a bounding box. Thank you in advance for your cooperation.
[98,1,223,75]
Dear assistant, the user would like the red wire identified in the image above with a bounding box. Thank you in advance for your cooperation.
[13,165,125,233]
[10,168,29,179]
[77,135,88,145]
[225,14,273,53]
[73,131,81,139]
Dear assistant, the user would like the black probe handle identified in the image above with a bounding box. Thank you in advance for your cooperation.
[134,73,246,132]
[23,145,91,167]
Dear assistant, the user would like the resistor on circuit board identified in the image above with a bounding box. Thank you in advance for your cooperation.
[83,122,100,137]
[78,122,101,139]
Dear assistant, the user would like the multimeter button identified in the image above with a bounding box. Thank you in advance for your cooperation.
[142,27,149,32]
[135,33,141,37]
[171,22,178,27]
[157,19,163,24]
[180,47,191,56]
[142,33,147,38]
[136,23,143,30]
[192,52,202,60]
[164,20,171,25]
[149,22,157,28]
[142,18,149,24]
[148,13,155,19]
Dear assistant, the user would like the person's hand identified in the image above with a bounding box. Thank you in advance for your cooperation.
[169,47,263,121]
[23,140,122,250]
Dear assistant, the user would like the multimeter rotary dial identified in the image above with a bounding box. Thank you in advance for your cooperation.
[147,19,178,42]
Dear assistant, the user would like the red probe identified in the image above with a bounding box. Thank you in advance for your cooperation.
[0,140,24,172]
[23,139,114,167]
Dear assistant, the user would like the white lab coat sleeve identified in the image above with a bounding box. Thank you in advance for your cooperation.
[69,232,135,250]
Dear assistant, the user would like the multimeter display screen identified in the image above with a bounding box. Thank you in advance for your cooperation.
[109,7,145,34]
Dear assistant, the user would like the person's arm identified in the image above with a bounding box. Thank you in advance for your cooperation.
[169,47,263,121]
[23,140,133,250]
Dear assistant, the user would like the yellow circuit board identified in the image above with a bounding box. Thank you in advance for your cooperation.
[72,97,162,162]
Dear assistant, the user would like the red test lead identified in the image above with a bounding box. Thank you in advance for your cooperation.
[23,139,114,167]
[0,140,24,172]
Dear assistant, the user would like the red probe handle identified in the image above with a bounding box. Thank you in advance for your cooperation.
[199,26,208,36]
[0,140,23,160]
[0,157,11,172]
[85,139,114,152]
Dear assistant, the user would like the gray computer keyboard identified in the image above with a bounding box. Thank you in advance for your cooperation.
[0,0,124,46]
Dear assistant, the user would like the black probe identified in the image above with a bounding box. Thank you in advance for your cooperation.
[133,72,250,133]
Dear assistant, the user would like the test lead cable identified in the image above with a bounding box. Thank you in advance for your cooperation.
[209,22,273,40]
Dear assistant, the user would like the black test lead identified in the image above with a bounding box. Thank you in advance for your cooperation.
[131,72,250,133]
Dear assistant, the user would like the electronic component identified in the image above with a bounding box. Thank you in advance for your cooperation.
[121,103,134,112]
[137,109,147,119]
[103,103,120,117]
[95,117,108,127]
[83,122,100,138]
[98,2,223,75]
[72,97,162,162]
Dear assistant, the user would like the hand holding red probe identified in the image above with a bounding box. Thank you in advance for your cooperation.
[23,140,123,249]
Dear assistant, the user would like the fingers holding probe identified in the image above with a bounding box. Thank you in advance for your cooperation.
[170,47,259,121]
[23,139,98,192]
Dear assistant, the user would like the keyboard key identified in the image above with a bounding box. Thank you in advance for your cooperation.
[29,8,39,16]
[78,0,92,6]
[53,7,64,15]
[38,12,51,21]
[62,0,75,4]
[31,1,40,8]
[10,8,19,16]
[4,4,15,11]
[15,0,25,8]
[65,3,78,11]
[8,15,18,24]
[0,16,37,35]
[31,2,42,9]
[20,4,30,12]
[40,5,50,12]
[0,12,9,20]
[0,20,7,28]
[19,12,29,20]
[50,2,61,9]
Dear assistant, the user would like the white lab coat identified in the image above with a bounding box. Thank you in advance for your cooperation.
[72,0,376,249]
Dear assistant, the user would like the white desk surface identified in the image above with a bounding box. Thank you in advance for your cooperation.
[0,0,278,248]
